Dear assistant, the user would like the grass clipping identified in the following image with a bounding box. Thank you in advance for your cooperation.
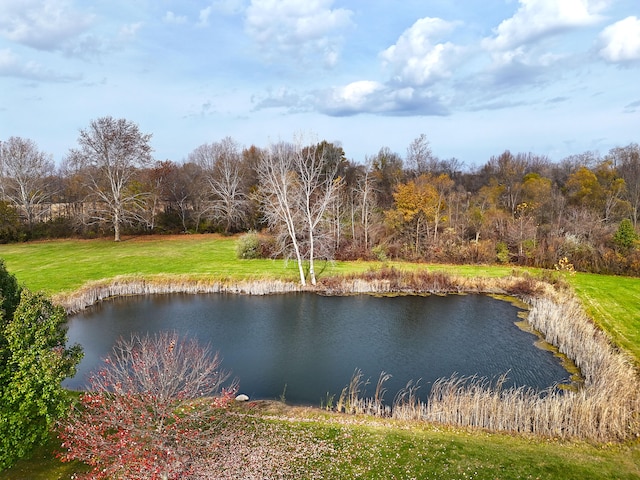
[56,268,640,442]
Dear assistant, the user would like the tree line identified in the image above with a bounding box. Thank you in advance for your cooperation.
[1,117,639,276]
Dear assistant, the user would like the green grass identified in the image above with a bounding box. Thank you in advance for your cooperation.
[313,422,640,479]
[1,234,639,479]
[569,272,640,365]
[0,234,520,294]
[3,412,638,480]
[0,235,304,293]
[0,436,87,480]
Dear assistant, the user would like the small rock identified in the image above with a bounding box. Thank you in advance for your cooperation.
[235,394,249,402]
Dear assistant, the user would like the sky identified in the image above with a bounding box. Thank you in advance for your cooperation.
[1,0,639,168]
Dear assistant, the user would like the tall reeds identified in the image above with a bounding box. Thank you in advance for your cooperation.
[55,276,303,314]
[328,270,640,442]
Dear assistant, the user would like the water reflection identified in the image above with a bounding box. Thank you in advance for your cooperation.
[65,293,571,405]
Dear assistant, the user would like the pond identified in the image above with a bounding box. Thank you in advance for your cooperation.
[65,293,571,405]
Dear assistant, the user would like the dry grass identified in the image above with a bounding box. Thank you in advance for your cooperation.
[321,269,640,442]
[54,275,302,313]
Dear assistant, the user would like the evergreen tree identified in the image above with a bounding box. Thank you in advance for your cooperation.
[0,263,82,470]
[612,219,638,252]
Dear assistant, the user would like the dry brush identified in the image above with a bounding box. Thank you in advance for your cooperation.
[322,268,640,442]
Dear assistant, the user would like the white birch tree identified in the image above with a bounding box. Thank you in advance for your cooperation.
[297,141,342,285]
[257,137,342,286]
[257,141,307,285]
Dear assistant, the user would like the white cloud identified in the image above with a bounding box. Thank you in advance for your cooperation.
[0,47,79,81]
[483,0,609,51]
[245,0,353,67]
[380,17,463,87]
[164,11,188,25]
[599,16,640,64]
[0,0,94,50]
[318,80,448,116]
[197,6,214,27]
[324,80,384,112]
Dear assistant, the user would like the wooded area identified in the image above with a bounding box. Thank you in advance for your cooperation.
[1,117,639,276]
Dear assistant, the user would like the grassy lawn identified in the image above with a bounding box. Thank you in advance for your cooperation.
[3,406,639,480]
[569,273,640,365]
[1,234,639,479]
[0,234,520,294]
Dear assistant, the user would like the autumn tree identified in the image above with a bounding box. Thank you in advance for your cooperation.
[0,266,82,469]
[0,137,55,230]
[390,178,435,255]
[389,174,451,255]
[57,332,236,480]
[67,116,154,241]
[565,161,628,222]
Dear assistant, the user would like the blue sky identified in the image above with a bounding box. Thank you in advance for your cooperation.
[1,0,639,167]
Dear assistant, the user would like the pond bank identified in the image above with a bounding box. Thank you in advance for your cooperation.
[55,268,640,442]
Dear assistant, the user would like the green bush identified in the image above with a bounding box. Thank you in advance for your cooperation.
[612,219,638,252]
[236,231,262,259]
[0,263,82,470]
[371,244,388,262]
[496,241,510,264]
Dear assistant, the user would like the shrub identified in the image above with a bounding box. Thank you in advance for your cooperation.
[371,244,388,262]
[612,219,638,252]
[236,231,262,259]
[57,332,236,480]
[496,241,510,263]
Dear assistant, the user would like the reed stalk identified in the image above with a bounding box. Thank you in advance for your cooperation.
[325,269,640,442]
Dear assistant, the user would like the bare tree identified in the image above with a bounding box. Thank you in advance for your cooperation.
[67,117,153,241]
[257,137,342,286]
[609,143,640,227]
[298,141,342,284]
[188,137,248,233]
[406,133,437,177]
[258,141,307,284]
[0,137,55,229]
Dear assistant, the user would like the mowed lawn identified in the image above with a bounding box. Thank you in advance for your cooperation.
[569,273,640,365]
[0,234,517,294]
[0,234,305,293]
[1,235,639,479]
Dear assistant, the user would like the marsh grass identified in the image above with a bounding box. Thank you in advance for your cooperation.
[324,269,640,442]
[54,275,303,313]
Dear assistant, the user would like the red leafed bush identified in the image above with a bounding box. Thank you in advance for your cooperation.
[57,332,237,480]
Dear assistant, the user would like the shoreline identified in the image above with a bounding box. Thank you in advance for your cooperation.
[55,270,640,442]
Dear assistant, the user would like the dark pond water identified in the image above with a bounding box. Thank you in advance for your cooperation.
[65,293,571,405]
